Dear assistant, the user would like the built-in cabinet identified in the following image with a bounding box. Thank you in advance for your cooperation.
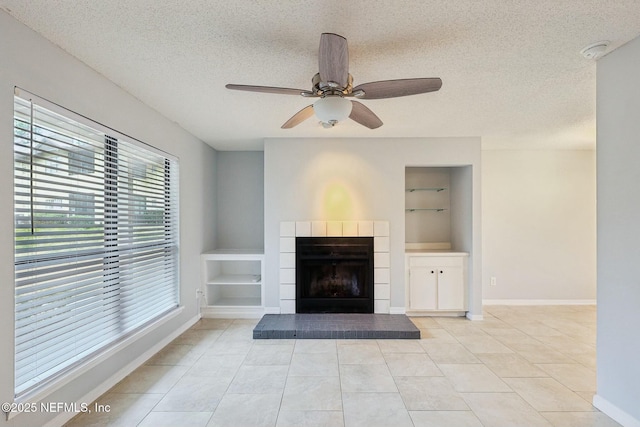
[200,249,265,318]
[406,252,468,314]
[404,165,472,316]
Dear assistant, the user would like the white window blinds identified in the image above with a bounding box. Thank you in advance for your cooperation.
[13,94,179,397]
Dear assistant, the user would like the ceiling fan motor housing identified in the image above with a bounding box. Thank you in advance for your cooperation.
[312,73,353,96]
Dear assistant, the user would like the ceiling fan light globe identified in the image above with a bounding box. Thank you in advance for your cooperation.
[313,96,352,124]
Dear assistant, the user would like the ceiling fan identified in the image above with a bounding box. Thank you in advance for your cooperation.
[226,33,442,129]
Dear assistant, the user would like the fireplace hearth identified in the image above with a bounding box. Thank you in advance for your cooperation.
[296,237,374,313]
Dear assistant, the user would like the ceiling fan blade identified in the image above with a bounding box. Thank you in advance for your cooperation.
[353,78,442,99]
[349,101,383,129]
[319,33,349,88]
[226,84,307,96]
[281,105,315,129]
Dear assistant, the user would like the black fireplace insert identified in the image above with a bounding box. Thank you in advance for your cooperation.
[296,237,374,313]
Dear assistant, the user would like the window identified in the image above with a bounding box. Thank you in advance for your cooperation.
[68,150,95,175]
[13,93,179,397]
[69,192,95,217]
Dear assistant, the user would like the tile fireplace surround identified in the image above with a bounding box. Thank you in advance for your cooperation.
[279,221,390,314]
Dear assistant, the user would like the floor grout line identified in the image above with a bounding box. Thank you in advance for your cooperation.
[63,306,617,427]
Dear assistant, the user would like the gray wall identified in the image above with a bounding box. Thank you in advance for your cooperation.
[595,35,640,425]
[202,150,219,252]
[450,166,473,257]
[0,11,216,426]
[215,151,264,250]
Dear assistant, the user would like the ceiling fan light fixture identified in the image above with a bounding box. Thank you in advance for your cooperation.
[313,96,352,125]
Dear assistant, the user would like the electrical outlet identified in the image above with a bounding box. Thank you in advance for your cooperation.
[490,277,497,287]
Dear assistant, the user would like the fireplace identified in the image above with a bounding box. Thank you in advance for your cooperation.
[296,237,374,313]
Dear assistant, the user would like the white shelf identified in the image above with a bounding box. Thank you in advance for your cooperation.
[405,167,452,245]
[201,250,265,317]
[406,187,447,192]
[202,249,264,260]
[207,274,261,285]
[209,297,262,307]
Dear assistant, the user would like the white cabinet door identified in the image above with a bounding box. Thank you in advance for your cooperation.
[409,266,438,310]
[436,266,464,310]
[407,254,467,312]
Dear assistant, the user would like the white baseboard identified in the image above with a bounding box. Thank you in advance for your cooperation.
[483,299,596,306]
[593,394,640,427]
[389,307,406,315]
[466,313,484,321]
[406,310,466,318]
[200,306,265,318]
[45,313,200,427]
[264,307,281,314]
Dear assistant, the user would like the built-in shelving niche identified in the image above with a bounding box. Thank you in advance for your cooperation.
[405,167,451,244]
[405,166,472,248]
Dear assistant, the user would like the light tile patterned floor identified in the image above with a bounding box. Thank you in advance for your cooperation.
[65,305,622,427]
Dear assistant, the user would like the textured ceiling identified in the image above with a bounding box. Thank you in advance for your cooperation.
[2,1,640,150]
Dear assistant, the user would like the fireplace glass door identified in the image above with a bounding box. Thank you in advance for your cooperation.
[296,237,374,313]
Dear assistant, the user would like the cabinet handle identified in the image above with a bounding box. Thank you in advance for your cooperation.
[440,270,443,274]
[431,270,434,274]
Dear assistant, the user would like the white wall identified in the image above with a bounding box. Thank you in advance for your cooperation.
[482,150,596,302]
[264,137,482,316]
[595,35,640,426]
[215,151,264,250]
[0,11,216,426]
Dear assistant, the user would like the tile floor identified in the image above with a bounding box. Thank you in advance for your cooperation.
[65,305,622,427]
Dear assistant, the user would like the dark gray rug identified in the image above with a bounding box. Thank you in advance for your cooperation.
[253,313,420,339]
